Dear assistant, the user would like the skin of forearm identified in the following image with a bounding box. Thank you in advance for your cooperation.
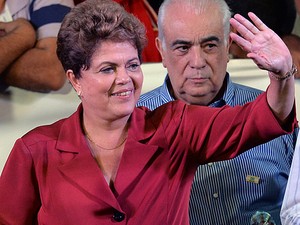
[266,44,296,123]
[3,37,66,92]
[0,19,36,74]
[267,76,295,124]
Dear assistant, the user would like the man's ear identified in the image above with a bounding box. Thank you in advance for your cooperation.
[155,37,167,68]
[66,69,82,96]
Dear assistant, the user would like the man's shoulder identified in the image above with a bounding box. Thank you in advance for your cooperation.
[230,82,263,103]
[232,82,263,94]
[139,86,162,102]
[137,85,171,110]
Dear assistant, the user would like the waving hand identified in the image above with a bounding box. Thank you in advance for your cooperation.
[230,12,293,76]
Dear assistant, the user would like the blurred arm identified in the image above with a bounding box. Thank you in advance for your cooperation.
[0,19,35,74]
[3,37,66,92]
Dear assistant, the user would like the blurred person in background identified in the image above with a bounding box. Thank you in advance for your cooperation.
[0,0,74,93]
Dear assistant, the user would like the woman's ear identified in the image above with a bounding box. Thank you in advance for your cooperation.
[66,69,82,96]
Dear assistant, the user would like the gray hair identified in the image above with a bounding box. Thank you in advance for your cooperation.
[157,0,232,48]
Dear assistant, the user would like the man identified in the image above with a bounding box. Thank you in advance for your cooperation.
[0,0,74,92]
[145,0,300,78]
[137,0,299,224]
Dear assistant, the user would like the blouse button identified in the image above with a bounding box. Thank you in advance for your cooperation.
[113,211,125,222]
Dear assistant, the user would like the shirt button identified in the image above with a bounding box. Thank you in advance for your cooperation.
[213,192,219,198]
[113,211,125,222]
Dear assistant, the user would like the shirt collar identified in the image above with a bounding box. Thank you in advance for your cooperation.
[160,76,176,102]
[220,73,236,107]
[163,72,235,108]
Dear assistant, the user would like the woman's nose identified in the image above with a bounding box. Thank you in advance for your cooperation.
[115,68,131,84]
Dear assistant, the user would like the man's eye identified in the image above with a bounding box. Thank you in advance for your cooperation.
[176,45,189,52]
[205,43,217,51]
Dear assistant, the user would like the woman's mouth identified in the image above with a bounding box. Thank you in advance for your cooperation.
[111,90,133,96]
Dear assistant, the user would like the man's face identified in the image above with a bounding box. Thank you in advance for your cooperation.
[157,3,230,105]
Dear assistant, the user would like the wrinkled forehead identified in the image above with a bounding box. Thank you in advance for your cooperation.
[166,0,220,16]
[163,4,225,40]
[164,1,224,29]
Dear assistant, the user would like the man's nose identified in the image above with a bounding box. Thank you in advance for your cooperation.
[189,46,206,69]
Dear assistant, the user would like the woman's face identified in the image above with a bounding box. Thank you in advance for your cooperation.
[69,41,143,121]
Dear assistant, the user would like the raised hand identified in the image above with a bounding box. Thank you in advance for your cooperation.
[230,12,293,77]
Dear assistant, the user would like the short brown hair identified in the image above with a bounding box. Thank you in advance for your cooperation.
[57,0,147,78]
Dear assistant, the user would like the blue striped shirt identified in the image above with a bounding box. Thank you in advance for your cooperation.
[137,73,298,225]
[7,0,73,40]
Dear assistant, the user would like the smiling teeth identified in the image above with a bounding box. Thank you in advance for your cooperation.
[112,91,132,96]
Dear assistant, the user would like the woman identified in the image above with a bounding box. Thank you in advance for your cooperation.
[0,0,297,224]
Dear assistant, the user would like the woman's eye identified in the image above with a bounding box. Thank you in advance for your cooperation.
[100,67,115,74]
[127,63,140,72]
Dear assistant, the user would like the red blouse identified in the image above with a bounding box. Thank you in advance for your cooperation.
[0,93,297,225]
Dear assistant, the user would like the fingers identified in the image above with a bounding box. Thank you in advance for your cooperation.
[234,14,257,35]
[248,12,269,32]
[229,12,270,53]
[230,12,293,74]
[229,32,249,52]
[230,13,261,42]
[229,16,252,52]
